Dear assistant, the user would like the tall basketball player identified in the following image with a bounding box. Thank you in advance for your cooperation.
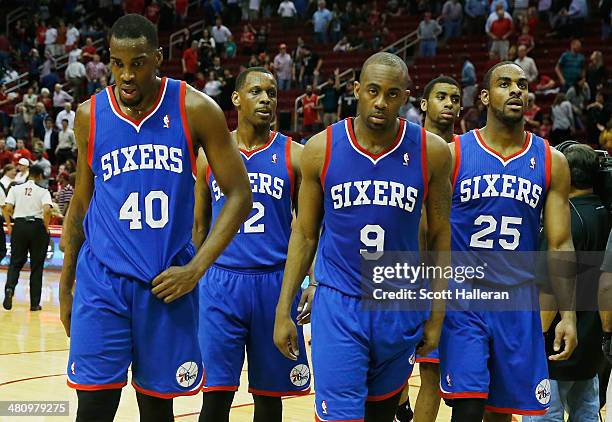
[396,75,463,422]
[439,62,577,422]
[273,52,453,422]
[59,15,252,422]
[194,67,310,422]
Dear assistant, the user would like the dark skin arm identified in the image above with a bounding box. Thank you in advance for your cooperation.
[192,148,212,249]
[151,86,252,303]
[600,271,612,333]
[59,100,94,337]
[417,132,452,357]
[544,148,577,361]
[274,131,325,359]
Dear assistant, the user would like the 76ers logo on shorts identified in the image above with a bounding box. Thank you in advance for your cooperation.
[289,364,310,387]
[535,379,551,405]
[176,361,198,388]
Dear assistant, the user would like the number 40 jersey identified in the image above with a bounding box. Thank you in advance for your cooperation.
[451,129,551,286]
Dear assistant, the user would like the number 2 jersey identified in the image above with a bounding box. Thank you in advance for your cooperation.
[451,129,551,286]
[314,118,427,297]
[206,132,294,270]
[84,77,197,283]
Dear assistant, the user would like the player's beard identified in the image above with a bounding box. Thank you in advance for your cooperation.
[492,105,524,126]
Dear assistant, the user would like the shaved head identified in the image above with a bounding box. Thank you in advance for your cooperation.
[361,52,410,88]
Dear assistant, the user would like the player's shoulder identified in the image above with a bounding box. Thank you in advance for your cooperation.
[424,128,451,159]
[183,83,221,114]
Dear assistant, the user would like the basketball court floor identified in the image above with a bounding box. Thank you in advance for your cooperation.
[2,272,605,421]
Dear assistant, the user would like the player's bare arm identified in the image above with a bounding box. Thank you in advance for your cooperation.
[59,100,95,336]
[600,271,612,332]
[274,131,325,360]
[2,203,13,234]
[152,86,252,303]
[544,148,577,361]
[192,148,212,249]
[43,204,52,232]
[417,131,452,357]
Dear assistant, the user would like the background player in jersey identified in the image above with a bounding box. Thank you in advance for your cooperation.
[439,62,577,422]
[194,67,309,422]
[58,14,252,422]
[273,52,453,422]
[396,76,462,422]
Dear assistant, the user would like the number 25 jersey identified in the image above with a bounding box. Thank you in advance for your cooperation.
[83,78,197,283]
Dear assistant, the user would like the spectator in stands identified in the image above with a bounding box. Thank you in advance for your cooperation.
[441,0,463,41]
[240,24,255,56]
[556,39,585,91]
[278,0,298,31]
[39,88,52,112]
[586,51,607,101]
[0,84,15,130]
[535,73,558,95]
[321,69,340,127]
[334,36,352,52]
[524,93,543,133]
[42,117,57,163]
[14,158,29,184]
[68,43,82,65]
[65,22,80,52]
[55,102,75,131]
[564,0,588,38]
[211,56,224,78]
[144,0,162,27]
[81,37,97,63]
[517,24,535,54]
[586,92,610,145]
[194,72,206,91]
[175,0,188,26]
[204,71,222,102]
[515,45,538,84]
[32,148,51,188]
[22,87,38,125]
[35,20,47,59]
[55,171,73,216]
[32,103,47,141]
[65,55,87,102]
[14,139,32,162]
[44,22,59,57]
[461,56,477,108]
[461,99,486,132]
[212,17,232,58]
[485,3,512,32]
[182,40,199,85]
[490,0,508,13]
[86,54,108,96]
[10,108,29,142]
[53,85,73,118]
[41,64,60,93]
[400,98,423,125]
[551,93,575,146]
[313,1,332,44]
[124,0,145,15]
[225,35,237,58]
[338,80,357,120]
[383,27,398,46]
[218,69,235,112]
[55,118,76,165]
[0,141,14,169]
[566,77,591,127]
[249,0,262,20]
[28,49,42,87]
[601,0,611,39]
[329,4,343,44]
[464,0,488,35]
[487,4,513,60]
[513,0,529,21]
[273,44,293,91]
[0,163,15,190]
[350,30,367,51]
[300,85,321,132]
[600,117,612,150]
[56,20,67,54]
[299,45,322,88]
[255,24,269,54]
[417,11,443,57]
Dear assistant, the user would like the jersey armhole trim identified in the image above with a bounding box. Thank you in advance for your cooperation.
[320,126,332,189]
[179,81,197,177]
[205,164,211,185]
[421,127,429,202]
[452,135,461,189]
[544,138,552,192]
[87,95,96,167]
[285,136,295,200]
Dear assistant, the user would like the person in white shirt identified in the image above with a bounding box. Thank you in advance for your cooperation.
[204,71,222,100]
[65,23,80,51]
[0,164,16,191]
[14,158,30,185]
[2,165,53,312]
[211,17,232,57]
[0,179,6,264]
[44,25,59,57]
[56,102,76,130]
[278,0,297,30]
[514,44,539,83]
[56,119,77,164]
[53,84,73,116]
[65,56,87,101]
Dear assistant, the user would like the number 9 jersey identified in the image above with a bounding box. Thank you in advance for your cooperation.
[84,77,197,283]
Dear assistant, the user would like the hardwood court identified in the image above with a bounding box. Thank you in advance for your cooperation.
[1,272,604,421]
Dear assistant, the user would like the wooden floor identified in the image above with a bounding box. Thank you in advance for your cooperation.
[0,272,604,421]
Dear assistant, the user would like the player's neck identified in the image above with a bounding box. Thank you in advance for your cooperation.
[353,116,400,152]
[234,123,271,150]
[114,78,162,118]
[425,118,453,143]
[480,116,525,150]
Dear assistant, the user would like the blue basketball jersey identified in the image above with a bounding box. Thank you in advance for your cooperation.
[84,77,197,283]
[314,118,427,297]
[207,132,294,270]
[451,129,551,285]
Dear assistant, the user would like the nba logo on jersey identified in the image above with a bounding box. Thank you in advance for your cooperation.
[530,157,536,169]
[403,152,410,166]
[272,153,278,164]
[163,114,170,128]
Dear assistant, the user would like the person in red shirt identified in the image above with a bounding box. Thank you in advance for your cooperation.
[14,139,33,162]
[0,85,16,131]
[0,138,14,168]
[300,85,321,133]
[182,40,199,85]
[487,7,513,60]
[123,0,145,14]
[175,0,188,26]
[81,37,97,63]
[240,24,256,56]
[517,24,534,54]
[145,1,161,26]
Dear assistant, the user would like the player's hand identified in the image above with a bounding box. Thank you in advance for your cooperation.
[151,264,200,303]
[59,289,73,337]
[297,285,316,325]
[274,311,299,360]
[548,315,578,361]
[603,332,612,364]
[416,315,443,357]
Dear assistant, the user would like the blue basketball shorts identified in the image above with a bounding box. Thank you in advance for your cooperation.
[312,284,427,421]
[198,264,311,396]
[416,348,439,364]
[438,283,550,416]
[67,242,203,398]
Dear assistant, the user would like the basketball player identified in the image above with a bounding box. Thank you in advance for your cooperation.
[58,15,252,421]
[194,67,310,422]
[439,62,577,422]
[274,52,453,422]
[396,76,462,422]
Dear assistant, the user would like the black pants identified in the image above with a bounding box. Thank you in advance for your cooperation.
[5,219,49,307]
